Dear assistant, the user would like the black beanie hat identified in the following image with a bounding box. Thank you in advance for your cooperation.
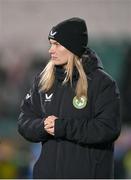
[48,17,88,57]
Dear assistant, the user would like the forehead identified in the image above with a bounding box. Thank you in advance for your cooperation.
[49,39,59,44]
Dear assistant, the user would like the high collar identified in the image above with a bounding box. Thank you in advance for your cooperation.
[54,47,104,82]
[55,65,66,82]
[82,47,104,75]
[55,65,78,82]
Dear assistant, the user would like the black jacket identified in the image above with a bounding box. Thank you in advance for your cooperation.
[18,48,121,179]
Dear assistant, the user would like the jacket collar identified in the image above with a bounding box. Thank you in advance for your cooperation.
[82,47,104,75]
[55,47,104,82]
[55,65,78,82]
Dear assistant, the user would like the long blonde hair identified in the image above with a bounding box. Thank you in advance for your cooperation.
[39,55,88,98]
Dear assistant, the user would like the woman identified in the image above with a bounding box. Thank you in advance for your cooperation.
[18,17,121,178]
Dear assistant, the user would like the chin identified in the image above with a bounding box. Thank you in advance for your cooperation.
[52,60,61,65]
[52,61,60,65]
[51,59,67,66]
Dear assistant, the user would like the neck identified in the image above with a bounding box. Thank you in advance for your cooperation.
[55,62,68,69]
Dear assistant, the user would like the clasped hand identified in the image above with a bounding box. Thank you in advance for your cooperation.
[44,115,57,136]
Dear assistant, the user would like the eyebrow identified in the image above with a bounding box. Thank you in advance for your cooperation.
[49,40,59,45]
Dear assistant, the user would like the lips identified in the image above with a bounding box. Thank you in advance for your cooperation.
[51,56,57,59]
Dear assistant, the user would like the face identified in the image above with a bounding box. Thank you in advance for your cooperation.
[49,39,73,66]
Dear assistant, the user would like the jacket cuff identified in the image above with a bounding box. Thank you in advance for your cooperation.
[54,118,66,138]
[39,118,50,138]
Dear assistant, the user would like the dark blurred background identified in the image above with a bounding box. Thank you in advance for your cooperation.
[0,0,131,178]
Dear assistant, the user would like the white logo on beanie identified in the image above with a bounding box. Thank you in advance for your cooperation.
[50,30,57,37]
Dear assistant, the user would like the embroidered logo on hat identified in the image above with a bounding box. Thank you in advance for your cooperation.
[50,30,57,36]
[49,30,57,39]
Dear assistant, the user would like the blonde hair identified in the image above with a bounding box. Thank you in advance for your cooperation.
[39,55,88,99]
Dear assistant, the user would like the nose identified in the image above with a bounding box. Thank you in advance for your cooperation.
[49,44,55,54]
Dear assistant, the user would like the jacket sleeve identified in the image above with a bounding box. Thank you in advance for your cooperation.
[18,76,50,143]
[54,79,121,145]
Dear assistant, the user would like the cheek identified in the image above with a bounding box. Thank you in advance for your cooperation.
[59,50,70,61]
[57,46,71,63]
[60,54,69,63]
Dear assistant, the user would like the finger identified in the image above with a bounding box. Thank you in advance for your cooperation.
[45,119,55,126]
[44,126,53,133]
[51,116,58,120]
[48,115,57,121]
[46,127,54,135]
[44,117,53,124]
[44,124,54,129]
[45,128,53,134]
[45,120,54,126]
[44,119,49,126]
[44,121,48,126]
[44,118,52,125]
[46,127,54,132]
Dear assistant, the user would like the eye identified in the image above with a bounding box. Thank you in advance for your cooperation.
[49,40,60,47]
[55,42,60,46]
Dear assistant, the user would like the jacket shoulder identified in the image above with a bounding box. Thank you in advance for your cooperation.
[93,68,116,85]
[90,68,120,98]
